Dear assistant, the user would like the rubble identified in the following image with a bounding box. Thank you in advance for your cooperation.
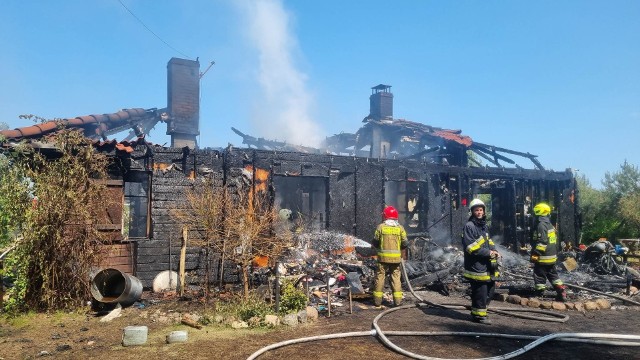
[252,225,640,318]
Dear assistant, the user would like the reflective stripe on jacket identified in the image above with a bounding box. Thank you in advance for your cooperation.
[533,216,558,264]
[374,221,408,264]
[461,218,499,282]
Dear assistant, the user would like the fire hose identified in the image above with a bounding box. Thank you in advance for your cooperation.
[246,261,640,360]
[502,270,640,307]
[400,260,569,323]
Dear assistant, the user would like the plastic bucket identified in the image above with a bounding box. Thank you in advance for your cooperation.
[91,268,143,306]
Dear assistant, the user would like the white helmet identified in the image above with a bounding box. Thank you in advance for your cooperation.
[469,198,485,210]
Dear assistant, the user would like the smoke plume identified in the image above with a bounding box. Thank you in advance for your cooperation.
[237,0,323,147]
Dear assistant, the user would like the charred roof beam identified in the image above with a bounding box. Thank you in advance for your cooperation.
[231,127,321,153]
[472,144,516,166]
[473,141,544,170]
[471,148,502,167]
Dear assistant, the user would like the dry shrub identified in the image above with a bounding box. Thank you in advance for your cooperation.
[178,176,294,299]
[225,189,294,298]
[4,129,112,311]
[175,177,228,299]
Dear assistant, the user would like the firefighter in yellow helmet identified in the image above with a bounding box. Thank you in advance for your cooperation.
[461,199,500,325]
[372,206,408,308]
[531,202,567,301]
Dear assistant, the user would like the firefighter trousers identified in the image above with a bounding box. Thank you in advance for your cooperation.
[533,264,563,291]
[470,280,495,318]
[373,262,403,306]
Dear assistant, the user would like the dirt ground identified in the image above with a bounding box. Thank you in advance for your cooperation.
[1,291,639,360]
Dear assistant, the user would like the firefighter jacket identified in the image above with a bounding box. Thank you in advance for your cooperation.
[461,216,499,282]
[373,220,408,264]
[533,216,558,264]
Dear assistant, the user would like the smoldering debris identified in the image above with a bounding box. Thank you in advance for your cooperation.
[255,228,640,312]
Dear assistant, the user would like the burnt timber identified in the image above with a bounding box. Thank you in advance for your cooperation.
[0,61,579,289]
[128,144,576,288]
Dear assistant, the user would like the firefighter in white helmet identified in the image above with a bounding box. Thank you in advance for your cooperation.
[531,202,567,301]
[461,198,500,325]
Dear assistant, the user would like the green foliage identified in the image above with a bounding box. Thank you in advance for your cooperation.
[0,158,31,247]
[600,161,640,239]
[279,280,307,314]
[466,150,483,167]
[236,296,274,321]
[0,122,7,143]
[1,129,112,312]
[578,161,640,243]
[620,192,640,230]
[207,293,275,324]
[577,174,606,243]
[1,253,27,313]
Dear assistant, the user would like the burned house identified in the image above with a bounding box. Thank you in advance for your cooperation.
[0,58,579,288]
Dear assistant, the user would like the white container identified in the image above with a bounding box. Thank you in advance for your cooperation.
[122,326,148,346]
[166,330,188,343]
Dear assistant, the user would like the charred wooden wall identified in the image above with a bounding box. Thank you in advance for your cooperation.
[125,147,578,287]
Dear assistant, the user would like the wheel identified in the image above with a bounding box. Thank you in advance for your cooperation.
[598,255,614,274]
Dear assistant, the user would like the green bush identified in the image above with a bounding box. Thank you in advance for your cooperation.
[279,281,307,314]
[237,296,273,321]
[211,293,274,323]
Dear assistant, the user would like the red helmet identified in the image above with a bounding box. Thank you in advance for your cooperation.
[383,206,398,220]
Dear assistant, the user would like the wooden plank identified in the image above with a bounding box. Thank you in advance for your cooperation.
[180,226,188,296]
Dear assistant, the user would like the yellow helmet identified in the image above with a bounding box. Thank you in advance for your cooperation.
[533,203,551,216]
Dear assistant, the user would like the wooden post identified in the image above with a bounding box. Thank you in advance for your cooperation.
[274,262,280,313]
[179,226,188,296]
[0,259,4,309]
[219,241,226,287]
[326,271,331,318]
[348,281,353,314]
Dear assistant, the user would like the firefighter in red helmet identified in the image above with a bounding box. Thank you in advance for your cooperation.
[372,205,408,308]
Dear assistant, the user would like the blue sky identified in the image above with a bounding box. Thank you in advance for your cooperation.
[1,1,638,187]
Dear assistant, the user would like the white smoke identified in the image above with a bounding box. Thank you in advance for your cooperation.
[237,0,323,147]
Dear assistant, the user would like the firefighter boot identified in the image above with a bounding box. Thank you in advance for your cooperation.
[555,285,567,302]
[393,292,403,307]
[472,316,492,325]
[534,284,546,298]
[373,293,383,308]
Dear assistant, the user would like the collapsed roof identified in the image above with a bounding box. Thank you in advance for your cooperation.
[233,117,545,170]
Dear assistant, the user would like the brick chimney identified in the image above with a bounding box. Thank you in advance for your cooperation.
[369,84,393,121]
[166,58,200,148]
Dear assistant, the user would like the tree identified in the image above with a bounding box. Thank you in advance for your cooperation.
[601,161,640,239]
[577,161,640,243]
[576,174,608,243]
[620,192,640,231]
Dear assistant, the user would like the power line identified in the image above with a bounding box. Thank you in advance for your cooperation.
[116,0,192,59]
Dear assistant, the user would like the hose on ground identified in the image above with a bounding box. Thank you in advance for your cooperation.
[371,304,640,360]
[502,270,640,307]
[247,306,640,360]
[245,261,639,360]
[401,260,569,323]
